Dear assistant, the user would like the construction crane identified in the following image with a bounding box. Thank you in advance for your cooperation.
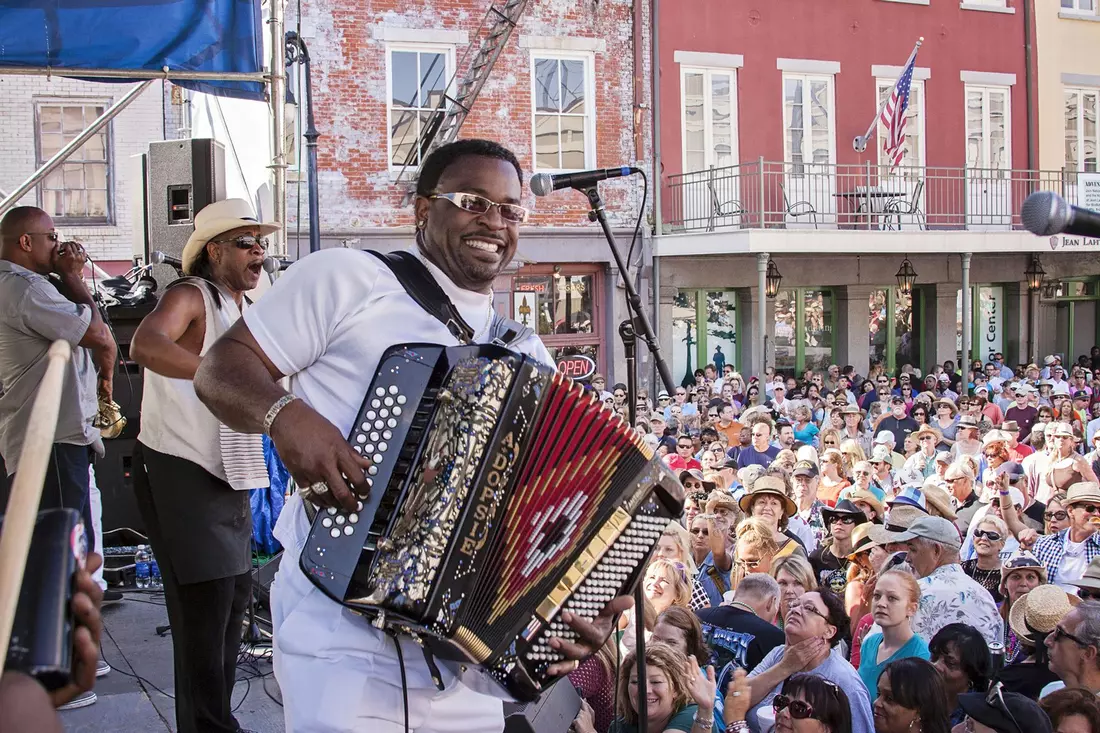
[394,0,530,202]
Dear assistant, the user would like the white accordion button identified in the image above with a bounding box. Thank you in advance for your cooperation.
[356,501,364,511]
[378,408,389,418]
[356,435,366,444]
[330,528,340,538]
[396,395,407,405]
[374,420,385,430]
[322,517,333,528]
[366,410,376,420]
[373,454,383,464]
[327,507,338,515]
[378,442,388,451]
[383,397,394,407]
[392,406,402,416]
[365,444,375,453]
[343,526,354,536]
[349,513,359,524]
[386,418,397,428]
[336,515,346,526]
[370,432,380,441]
[376,387,386,397]
[388,385,399,395]
[368,466,378,476]
[371,399,381,409]
[383,430,393,440]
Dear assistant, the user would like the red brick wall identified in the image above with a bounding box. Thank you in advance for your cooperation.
[289,0,649,233]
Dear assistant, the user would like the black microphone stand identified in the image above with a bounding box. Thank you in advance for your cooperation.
[578,183,676,731]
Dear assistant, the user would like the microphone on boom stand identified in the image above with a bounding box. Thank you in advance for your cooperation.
[536,163,677,732]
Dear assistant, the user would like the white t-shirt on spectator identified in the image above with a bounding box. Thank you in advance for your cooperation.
[1059,536,1090,592]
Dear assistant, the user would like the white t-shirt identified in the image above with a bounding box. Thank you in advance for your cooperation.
[243,246,553,695]
[1060,535,1090,592]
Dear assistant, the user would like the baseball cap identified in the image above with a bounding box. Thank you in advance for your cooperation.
[792,460,819,478]
[938,373,950,382]
[873,430,896,445]
[934,450,952,465]
[884,515,962,549]
[870,445,893,463]
[1075,390,1091,400]
[889,394,905,404]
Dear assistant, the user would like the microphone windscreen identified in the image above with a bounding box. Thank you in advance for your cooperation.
[150,250,166,265]
[1021,191,1068,237]
[263,256,279,274]
[529,173,554,197]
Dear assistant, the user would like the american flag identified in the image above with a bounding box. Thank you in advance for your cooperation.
[880,43,921,167]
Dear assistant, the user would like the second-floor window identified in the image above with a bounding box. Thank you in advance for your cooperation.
[36,102,111,224]
[783,73,835,173]
[965,85,1011,172]
[681,67,737,173]
[1065,89,1099,174]
[1062,0,1096,13]
[388,46,451,169]
[532,54,593,171]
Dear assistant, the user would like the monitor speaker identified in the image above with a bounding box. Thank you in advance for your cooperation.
[144,138,226,289]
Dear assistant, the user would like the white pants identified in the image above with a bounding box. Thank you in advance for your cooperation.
[271,546,505,733]
[88,464,105,590]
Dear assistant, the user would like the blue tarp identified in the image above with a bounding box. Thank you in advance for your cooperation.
[0,0,266,100]
[251,436,287,555]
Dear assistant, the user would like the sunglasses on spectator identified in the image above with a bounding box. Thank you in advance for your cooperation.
[830,515,859,525]
[773,695,817,721]
[690,527,709,536]
[919,435,936,441]
[1045,510,1069,522]
[974,529,1003,542]
[1076,504,1100,514]
[1051,625,1092,647]
[1079,588,1100,601]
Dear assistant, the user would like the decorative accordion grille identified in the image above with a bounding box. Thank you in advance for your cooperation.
[460,372,652,652]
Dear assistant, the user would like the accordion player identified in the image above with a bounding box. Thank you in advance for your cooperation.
[299,343,684,701]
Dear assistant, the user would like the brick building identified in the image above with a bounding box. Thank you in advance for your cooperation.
[282,0,653,379]
[0,76,164,273]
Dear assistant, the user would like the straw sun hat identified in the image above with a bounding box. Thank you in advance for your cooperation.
[1008,584,1080,644]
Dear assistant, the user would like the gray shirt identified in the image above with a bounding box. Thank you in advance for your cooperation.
[0,261,99,474]
[746,644,875,733]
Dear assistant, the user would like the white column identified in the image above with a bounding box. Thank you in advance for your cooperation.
[756,253,769,378]
[961,253,972,372]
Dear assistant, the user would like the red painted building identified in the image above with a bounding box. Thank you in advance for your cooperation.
[649,0,1085,381]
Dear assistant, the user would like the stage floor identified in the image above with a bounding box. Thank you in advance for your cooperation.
[58,588,285,732]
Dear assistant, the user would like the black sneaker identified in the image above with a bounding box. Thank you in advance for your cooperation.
[102,589,124,605]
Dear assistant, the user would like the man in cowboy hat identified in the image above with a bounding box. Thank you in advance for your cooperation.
[885,515,1004,647]
[128,198,278,733]
[811,499,867,594]
[1033,482,1100,592]
[899,424,942,486]
[839,403,872,455]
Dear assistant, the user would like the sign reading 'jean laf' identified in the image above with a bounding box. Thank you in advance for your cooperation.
[1077,173,1100,211]
[979,286,1002,363]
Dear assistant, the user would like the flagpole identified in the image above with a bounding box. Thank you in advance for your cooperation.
[853,37,923,153]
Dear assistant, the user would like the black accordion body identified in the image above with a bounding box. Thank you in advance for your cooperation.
[300,343,683,700]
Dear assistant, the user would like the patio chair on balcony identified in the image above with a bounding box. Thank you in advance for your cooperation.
[881,179,926,230]
[780,183,818,229]
[707,176,744,231]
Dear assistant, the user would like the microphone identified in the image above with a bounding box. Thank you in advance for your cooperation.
[262,256,293,274]
[150,251,183,269]
[1022,191,1100,238]
[529,166,641,197]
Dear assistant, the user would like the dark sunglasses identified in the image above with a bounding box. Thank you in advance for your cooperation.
[1045,510,1069,522]
[214,235,270,252]
[1079,588,1100,601]
[1079,504,1100,514]
[829,515,859,526]
[974,529,1003,542]
[773,694,817,720]
[1051,626,1091,647]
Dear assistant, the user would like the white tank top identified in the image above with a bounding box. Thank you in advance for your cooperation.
[138,279,244,481]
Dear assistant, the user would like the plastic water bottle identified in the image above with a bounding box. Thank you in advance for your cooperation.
[135,545,151,589]
[150,555,162,589]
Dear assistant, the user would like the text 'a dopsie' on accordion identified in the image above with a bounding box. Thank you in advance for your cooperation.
[300,343,684,701]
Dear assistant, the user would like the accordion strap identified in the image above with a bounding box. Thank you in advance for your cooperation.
[367,250,533,347]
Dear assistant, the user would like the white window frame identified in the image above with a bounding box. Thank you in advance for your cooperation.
[875,77,926,168]
[964,84,1012,171]
[679,65,740,174]
[529,50,596,172]
[1065,88,1100,173]
[781,72,837,171]
[1061,0,1097,15]
[385,42,456,171]
[34,98,113,225]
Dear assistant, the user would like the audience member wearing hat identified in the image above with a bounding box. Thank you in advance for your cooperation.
[811,500,868,595]
[737,475,806,563]
[899,425,942,487]
[999,551,1050,660]
[1032,481,1100,590]
[180,198,280,276]
[1069,556,1100,601]
[791,460,829,549]
[921,481,958,523]
[885,515,1004,648]
[679,468,717,495]
[846,487,885,524]
[999,585,1075,698]
[957,688,1053,733]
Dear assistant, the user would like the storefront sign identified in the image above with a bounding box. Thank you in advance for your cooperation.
[1077,173,1100,211]
[979,286,1002,362]
[557,354,597,381]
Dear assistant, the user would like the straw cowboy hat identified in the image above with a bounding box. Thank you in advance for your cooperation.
[1008,584,1079,644]
[913,424,943,443]
[885,503,928,532]
[705,489,740,514]
[846,488,885,520]
[839,403,866,417]
[181,198,280,274]
[848,521,890,558]
[738,475,797,517]
[933,398,959,416]
[920,481,958,522]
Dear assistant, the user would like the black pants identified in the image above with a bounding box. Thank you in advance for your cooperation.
[132,443,251,733]
[0,443,94,552]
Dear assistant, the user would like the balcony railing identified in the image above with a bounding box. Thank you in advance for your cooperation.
[661,158,1077,235]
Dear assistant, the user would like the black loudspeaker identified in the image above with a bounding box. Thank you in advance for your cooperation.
[503,679,581,733]
[95,437,144,539]
[144,138,226,289]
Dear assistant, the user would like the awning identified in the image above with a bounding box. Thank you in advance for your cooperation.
[0,0,267,99]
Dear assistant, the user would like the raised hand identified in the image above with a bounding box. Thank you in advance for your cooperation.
[724,667,752,724]
[685,656,717,713]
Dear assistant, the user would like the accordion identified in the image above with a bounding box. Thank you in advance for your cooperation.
[300,343,683,701]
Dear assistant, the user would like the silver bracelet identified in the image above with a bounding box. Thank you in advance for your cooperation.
[693,711,715,731]
[263,394,300,435]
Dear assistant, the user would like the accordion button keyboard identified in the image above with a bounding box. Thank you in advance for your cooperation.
[374,420,385,430]
[327,507,338,515]
[366,411,376,420]
[378,442,388,451]
[365,444,375,453]
[388,385,398,395]
[378,408,389,418]
[392,406,402,416]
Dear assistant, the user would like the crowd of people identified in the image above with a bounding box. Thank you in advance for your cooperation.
[571,354,1100,733]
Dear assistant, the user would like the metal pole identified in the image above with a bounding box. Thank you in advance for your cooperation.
[287,32,322,253]
[961,253,972,373]
[0,67,267,81]
[0,80,154,218]
[757,253,769,379]
[269,0,288,256]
